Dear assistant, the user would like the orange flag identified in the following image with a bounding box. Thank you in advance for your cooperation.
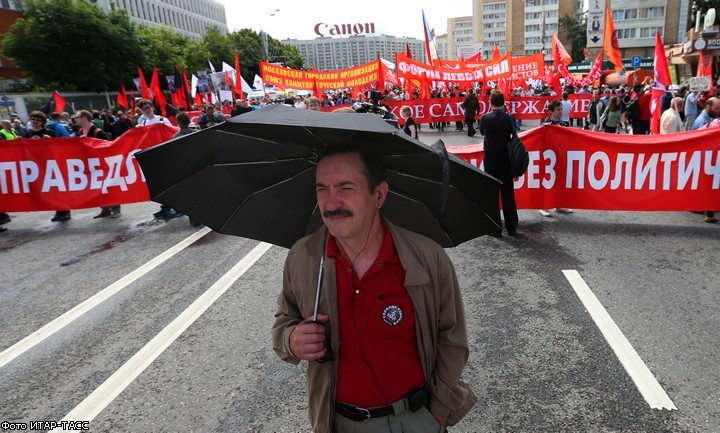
[603,7,624,72]
[552,34,572,68]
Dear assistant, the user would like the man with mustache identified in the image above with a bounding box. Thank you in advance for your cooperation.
[273,144,476,433]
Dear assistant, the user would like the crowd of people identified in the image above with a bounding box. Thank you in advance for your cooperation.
[2,77,719,234]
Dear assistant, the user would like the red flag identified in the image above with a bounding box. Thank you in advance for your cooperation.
[194,90,203,107]
[150,66,168,116]
[53,91,67,113]
[376,57,385,90]
[129,90,136,111]
[225,71,233,90]
[466,51,482,62]
[651,31,671,134]
[234,51,243,99]
[582,48,589,58]
[312,78,322,98]
[603,7,624,72]
[406,43,413,59]
[492,43,501,60]
[698,49,713,78]
[182,67,192,105]
[117,85,128,109]
[552,34,572,68]
[137,66,153,100]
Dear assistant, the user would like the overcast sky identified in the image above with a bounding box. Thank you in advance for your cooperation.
[214,0,473,41]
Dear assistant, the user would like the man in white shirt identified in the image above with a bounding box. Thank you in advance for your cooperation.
[136,100,173,127]
[660,97,684,134]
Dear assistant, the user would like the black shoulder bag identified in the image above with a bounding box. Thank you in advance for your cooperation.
[507,114,529,178]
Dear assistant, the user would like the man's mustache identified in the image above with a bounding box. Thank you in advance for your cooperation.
[323,208,353,218]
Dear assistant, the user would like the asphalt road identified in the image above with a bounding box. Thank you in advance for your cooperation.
[0,125,718,433]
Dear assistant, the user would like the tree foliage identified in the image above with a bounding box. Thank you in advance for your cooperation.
[1,0,308,92]
[558,15,587,62]
[3,0,141,91]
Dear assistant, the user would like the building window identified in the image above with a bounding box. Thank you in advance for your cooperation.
[616,28,636,39]
[612,8,638,21]
[640,27,663,38]
[639,6,664,18]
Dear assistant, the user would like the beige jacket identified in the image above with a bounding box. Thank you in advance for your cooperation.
[272,219,477,433]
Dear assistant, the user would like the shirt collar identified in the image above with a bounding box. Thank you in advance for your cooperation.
[326,219,399,264]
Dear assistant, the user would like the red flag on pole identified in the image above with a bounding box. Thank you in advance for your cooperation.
[698,49,713,77]
[492,43,501,60]
[150,66,168,116]
[234,51,243,99]
[406,43,413,59]
[117,85,128,109]
[603,7,625,73]
[53,91,67,113]
[137,66,153,100]
[651,31,671,134]
[422,9,436,65]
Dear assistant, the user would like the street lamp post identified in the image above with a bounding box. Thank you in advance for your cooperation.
[262,9,280,61]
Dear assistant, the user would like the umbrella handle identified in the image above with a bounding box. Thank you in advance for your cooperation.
[312,229,332,363]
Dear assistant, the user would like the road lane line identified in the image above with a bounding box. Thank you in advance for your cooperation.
[562,270,677,411]
[0,227,212,370]
[53,241,273,432]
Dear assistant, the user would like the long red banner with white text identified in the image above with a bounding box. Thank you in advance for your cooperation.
[449,125,720,210]
[4,121,718,212]
[382,95,593,123]
[1,124,177,212]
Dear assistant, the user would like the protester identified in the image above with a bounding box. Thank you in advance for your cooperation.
[0,119,18,140]
[539,100,574,217]
[75,110,121,219]
[630,84,651,135]
[479,90,518,235]
[136,100,173,127]
[170,112,202,227]
[306,96,321,111]
[46,112,71,137]
[272,143,476,433]
[684,90,701,130]
[461,88,479,137]
[197,104,226,129]
[689,97,720,223]
[0,211,9,233]
[23,111,55,139]
[400,105,418,139]
[692,97,719,130]
[587,90,606,131]
[660,97,683,134]
[112,111,132,137]
[560,92,572,126]
[601,96,623,134]
[231,99,252,117]
[11,118,26,136]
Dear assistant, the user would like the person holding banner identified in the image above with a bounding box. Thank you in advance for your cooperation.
[0,119,18,140]
[479,90,518,236]
[136,100,173,128]
[539,101,574,217]
[461,89,479,137]
[76,110,122,219]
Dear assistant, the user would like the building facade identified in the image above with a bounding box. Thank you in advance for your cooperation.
[608,0,686,58]
[283,35,425,71]
[96,0,228,40]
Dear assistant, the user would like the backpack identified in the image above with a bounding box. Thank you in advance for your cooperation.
[626,98,641,121]
[507,115,529,178]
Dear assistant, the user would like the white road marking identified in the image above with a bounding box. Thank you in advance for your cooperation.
[52,242,273,432]
[0,227,212,370]
[562,270,677,410]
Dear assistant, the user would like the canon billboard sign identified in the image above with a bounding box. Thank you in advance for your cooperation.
[314,22,376,37]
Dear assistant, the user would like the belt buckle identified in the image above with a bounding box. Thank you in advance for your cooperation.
[355,407,371,422]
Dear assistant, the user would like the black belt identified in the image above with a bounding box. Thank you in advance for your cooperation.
[335,386,428,422]
[335,401,397,422]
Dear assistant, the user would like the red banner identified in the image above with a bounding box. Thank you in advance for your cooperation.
[396,52,515,83]
[449,125,720,210]
[1,125,177,212]
[260,60,380,90]
[384,95,592,123]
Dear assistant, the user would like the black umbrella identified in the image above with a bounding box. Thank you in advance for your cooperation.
[136,104,501,248]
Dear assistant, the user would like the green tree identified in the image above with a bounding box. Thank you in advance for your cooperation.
[558,14,587,62]
[2,0,142,91]
[137,25,189,76]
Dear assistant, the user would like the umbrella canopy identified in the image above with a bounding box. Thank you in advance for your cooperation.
[136,104,501,248]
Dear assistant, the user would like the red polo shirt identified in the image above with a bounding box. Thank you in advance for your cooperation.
[330,225,425,407]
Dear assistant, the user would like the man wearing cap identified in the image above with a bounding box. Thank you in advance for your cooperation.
[273,145,476,433]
